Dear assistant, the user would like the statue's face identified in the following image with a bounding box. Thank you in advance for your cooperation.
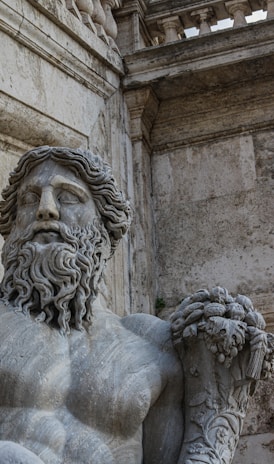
[16,159,98,243]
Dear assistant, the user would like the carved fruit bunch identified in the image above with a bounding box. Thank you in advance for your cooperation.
[171,287,274,379]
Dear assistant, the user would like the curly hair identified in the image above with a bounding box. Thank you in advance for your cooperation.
[0,146,132,255]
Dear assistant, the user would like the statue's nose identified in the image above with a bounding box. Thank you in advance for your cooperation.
[36,188,59,221]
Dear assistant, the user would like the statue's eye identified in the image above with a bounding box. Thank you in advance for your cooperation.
[21,191,39,205]
[57,191,80,204]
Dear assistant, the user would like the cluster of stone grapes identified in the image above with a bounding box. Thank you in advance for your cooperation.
[170,286,266,368]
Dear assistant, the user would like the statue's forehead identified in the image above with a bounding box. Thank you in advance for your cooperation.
[19,158,87,190]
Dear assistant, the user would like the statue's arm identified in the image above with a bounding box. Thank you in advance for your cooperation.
[121,313,184,464]
[143,373,184,464]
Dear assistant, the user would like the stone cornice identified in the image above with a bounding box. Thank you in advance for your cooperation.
[123,19,274,98]
[146,0,262,20]
[115,0,148,17]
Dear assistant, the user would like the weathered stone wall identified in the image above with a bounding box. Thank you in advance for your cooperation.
[233,376,274,464]
[148,73,274,464]
[0,0,132,316]
[121,14,274,457]
[152,131,274,320]
[0,137,30,276]
[0,0,274,461]
[151,128,274,463]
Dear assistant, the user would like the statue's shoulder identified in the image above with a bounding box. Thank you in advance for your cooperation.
[121,312,173,352]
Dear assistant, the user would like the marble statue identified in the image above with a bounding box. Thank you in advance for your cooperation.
[0,146,272,464]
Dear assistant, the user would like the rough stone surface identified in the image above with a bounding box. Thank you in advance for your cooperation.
[0,148,186,463]
[0,0,132,316]
[152,134,274,306]
[0,1,274,462]
[0,299,184,464]
[0,148,271,464]
[233,432,274,464]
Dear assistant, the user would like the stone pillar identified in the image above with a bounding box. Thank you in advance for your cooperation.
[262,0,274,19]
[114,0,149,54]
[158,16,183,44]
[124,87,159,314]
[190,8,216,36]
[225,0,251,27]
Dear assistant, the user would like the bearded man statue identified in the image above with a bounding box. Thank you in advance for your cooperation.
[0,146,185,464]
[0,146,272,464]
[0,146,130,336]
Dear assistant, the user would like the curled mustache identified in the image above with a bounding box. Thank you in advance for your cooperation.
[2,220,79,255]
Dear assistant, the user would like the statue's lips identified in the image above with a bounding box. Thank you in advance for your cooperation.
[33,221,60,233]
[32,222,62,243]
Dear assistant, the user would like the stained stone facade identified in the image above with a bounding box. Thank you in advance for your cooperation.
[1,0,274,462]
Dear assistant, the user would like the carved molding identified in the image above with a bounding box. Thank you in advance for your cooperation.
[124,87,159,146]
[123,19,274,90]
[3,0,123,98]
[0,92,87,148]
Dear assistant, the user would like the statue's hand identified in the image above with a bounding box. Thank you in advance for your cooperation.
[171,287,274,379]
[170,287,274,464]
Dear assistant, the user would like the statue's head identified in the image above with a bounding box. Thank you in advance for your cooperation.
[0,146,132,334]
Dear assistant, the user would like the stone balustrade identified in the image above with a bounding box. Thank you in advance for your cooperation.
[30,1,274,54]
[144,0,271,45]
[64,0,121,48]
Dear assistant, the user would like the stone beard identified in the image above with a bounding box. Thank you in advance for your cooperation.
[0,219,111,335]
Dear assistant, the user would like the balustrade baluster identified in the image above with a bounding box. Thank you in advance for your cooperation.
[75,0,97,32]
[158,16,183,44]
[225,0,251,27]
[263,0,274,18]
[76,0,93,15]
[101,0,118,40]
[92,0,108,43]
[92,0,106,26]
[65,0,82,21]
[64,0,270,50]
[190,8,216,35]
